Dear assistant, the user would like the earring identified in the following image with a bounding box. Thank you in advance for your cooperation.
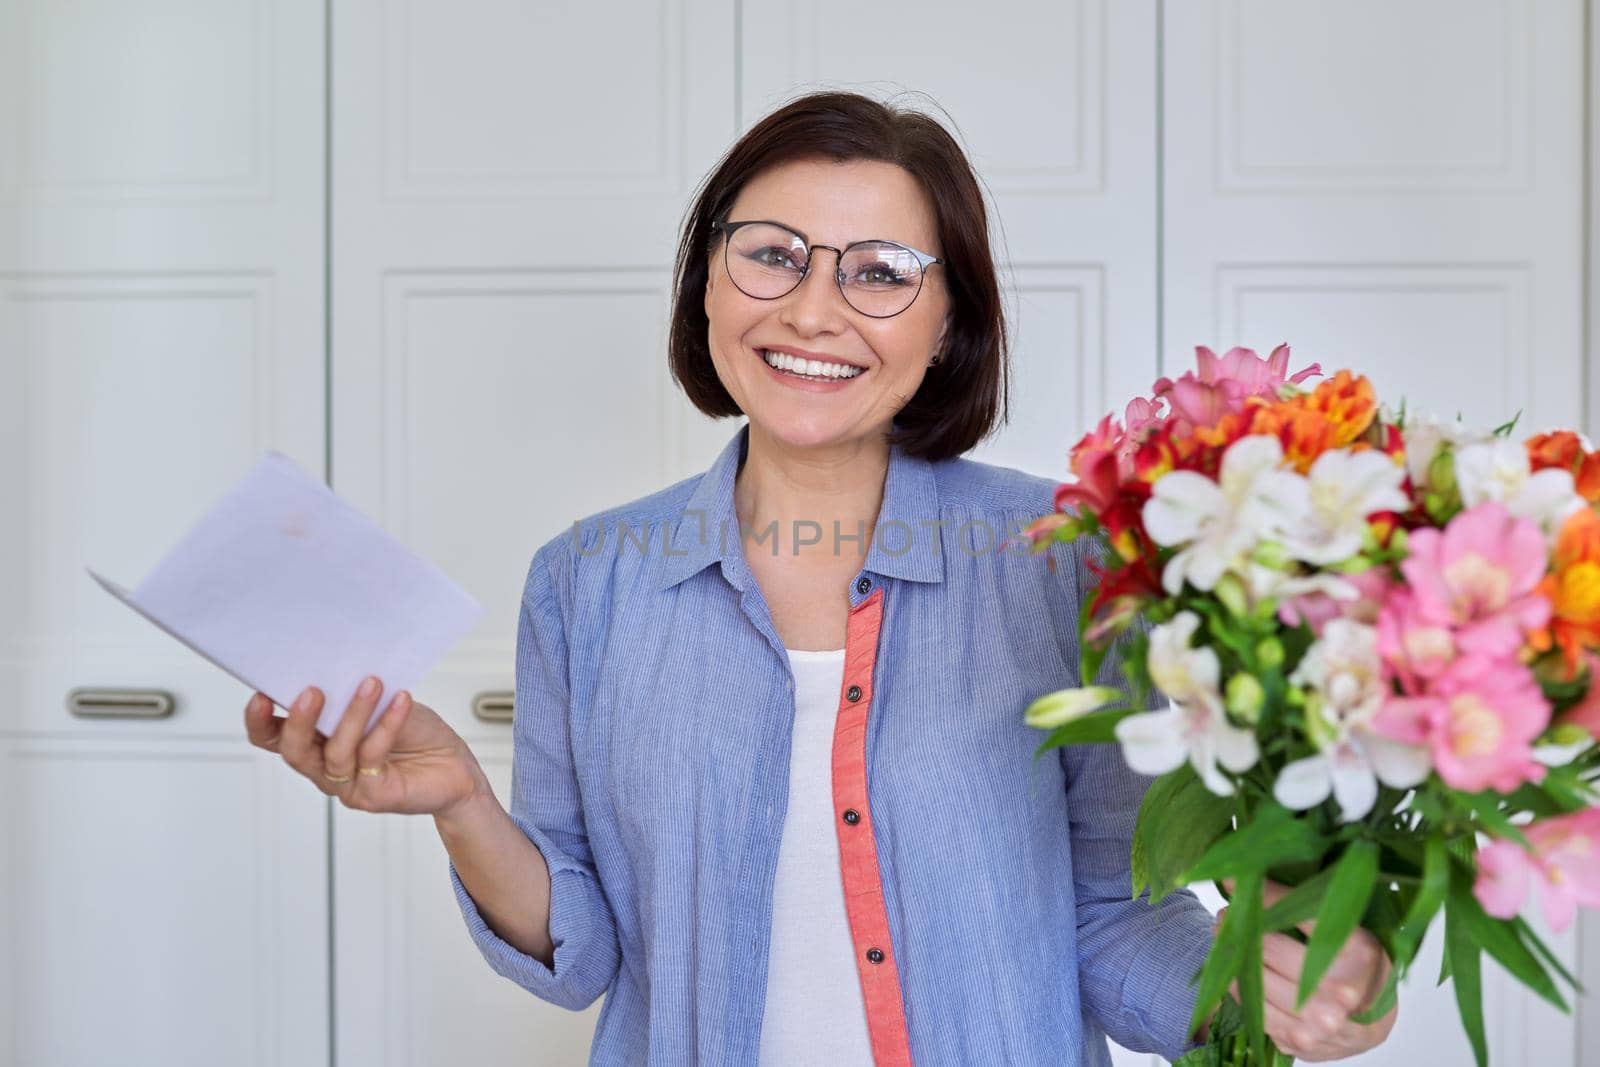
[928,354,942,367]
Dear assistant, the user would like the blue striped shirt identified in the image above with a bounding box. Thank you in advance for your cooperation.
[449,421,1214,1065]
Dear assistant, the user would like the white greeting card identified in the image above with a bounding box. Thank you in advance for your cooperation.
[88,450,484,737]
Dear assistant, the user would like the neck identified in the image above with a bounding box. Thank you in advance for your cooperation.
[733,421,891,563]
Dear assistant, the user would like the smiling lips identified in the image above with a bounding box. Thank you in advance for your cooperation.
[760,348,865,381]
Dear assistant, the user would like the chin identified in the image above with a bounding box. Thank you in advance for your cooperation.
[750,410,879,453]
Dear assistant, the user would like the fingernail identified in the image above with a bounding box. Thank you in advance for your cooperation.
[359,676,377,698]
[293,689,312,713]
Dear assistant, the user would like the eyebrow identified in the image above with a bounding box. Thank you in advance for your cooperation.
[731,217,925,252]
[727,217,814,244]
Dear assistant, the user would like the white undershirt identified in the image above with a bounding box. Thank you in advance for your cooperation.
[757,646,874,1066]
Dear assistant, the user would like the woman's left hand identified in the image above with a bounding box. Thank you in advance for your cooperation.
[1213,879,1399,1062]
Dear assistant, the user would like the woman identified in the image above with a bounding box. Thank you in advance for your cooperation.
[244,92,1396,1065]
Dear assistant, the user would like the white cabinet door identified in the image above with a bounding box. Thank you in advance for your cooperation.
[327,2,736,1064]
[740,0,1161,480]
[1163,0,1585,435]
[1162,2,1585,1065]
[0,1,330,1064]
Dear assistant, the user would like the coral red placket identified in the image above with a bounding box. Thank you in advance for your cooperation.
[830,586,913,1066]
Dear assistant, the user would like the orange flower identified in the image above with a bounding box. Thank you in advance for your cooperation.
[1527,430,1600,504]
[1528,430,1584,470]
[1535,507,1600,676]
[1239,371,1378,473]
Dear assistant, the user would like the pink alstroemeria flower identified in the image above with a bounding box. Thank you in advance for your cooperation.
[1152,344,1321,432]
[1375,656,1550,793]
[1400,502,1553,659]
[1474,808,1600,932]
[1376,586,1460,693]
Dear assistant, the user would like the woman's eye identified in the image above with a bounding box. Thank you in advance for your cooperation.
[854,264,909,286]
[751,247,799,269]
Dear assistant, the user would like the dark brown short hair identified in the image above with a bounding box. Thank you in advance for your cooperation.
[667,91,1008,462]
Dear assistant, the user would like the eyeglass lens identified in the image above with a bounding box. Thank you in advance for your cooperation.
[723,221,926,318]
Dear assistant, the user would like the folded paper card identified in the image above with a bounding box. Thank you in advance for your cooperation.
[87,450,484,737]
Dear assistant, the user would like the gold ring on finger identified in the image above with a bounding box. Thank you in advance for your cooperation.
[324,770,354,784]
[358,765,384,777]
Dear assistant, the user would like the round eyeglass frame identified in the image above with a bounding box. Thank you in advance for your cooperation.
[709,216,944,320]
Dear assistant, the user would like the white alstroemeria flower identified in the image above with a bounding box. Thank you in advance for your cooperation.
[1143,435,1309,595]
[1279,448,1410,567]
[1273,619,1431,821]
[1113,611,1259,795]
[1454,437,1584,541]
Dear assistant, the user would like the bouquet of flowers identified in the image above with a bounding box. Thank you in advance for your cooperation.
[1022,345,1599,1066]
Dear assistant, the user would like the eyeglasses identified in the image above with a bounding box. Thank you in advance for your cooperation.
[709,216,943,319]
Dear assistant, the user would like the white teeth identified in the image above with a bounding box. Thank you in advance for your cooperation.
[761,349,862,380]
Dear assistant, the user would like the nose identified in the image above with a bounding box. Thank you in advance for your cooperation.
[780,246,849,335]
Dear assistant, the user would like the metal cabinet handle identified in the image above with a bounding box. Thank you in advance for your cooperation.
[66,687,176,719]
[472,690,514,723]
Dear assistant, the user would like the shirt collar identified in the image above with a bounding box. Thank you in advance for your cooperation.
[656,421,944,592]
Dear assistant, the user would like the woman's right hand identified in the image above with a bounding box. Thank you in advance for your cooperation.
[244,677,492,819]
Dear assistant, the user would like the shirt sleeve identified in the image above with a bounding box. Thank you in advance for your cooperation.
[1057,538,1216,1061]
[448,538,622,1011]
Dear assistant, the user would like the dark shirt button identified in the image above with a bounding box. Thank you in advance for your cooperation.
[866,947,885,964]
[846,684,862,702]
[842,809,860,825]
[856,576,871,595]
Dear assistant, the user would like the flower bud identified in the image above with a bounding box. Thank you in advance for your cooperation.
[1253,540,1289,570]
[1549,722,1592,748]
[1427,450,1457,495]
[1085,596,1141,644]
[1226,673,1265,725]
[1024,685,1123,730]
[1256,637,1284,670]
[1303,692,1337,749]
[1215,573,1249,618]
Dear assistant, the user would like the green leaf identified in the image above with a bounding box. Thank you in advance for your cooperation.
[1077,583,1111,687]
[1030,706,1138,756]
[1296,839,1380,1008]
[1448,867,1567,1012]
[1260,865,1338,933]
[1232,871,1268,1064]
[1459,790,1532,849]
[1188,872,1252,1041]
[1540,767,1600,812]
[1182,802,1326,885]
[1131,766,1235,903]
[1445,885,1489,1067]
[1354,834,1449,1023]
[1512,915,1583,993]
[1395,834,1450,968]
[1351,971,1400,1026]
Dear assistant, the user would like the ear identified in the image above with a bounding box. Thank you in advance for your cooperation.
[931,314,951,360]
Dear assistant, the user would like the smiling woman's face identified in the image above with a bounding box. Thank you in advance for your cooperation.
[703,157,950,453]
